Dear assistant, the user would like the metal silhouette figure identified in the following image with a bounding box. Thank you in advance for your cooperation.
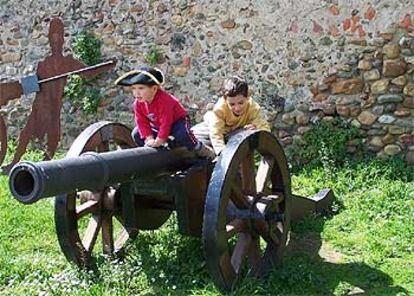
[0,18,115,173]
[0,81,23,166]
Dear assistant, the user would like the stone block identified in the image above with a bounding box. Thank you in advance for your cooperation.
[384,144,402,155]
[382,59,407,77]
[358,111,378,125]
[331,79,364,95]
[391,75,407,86]
[369,136,384,147]
[405,149,414,165]
[363,69,381,81]
[394,108,412,117]
[378,115,396,124]
[383,43,401,59]
[382,133,395,144]
[358,60,373,70]
[403,83,414,97]
[336,105,350,116]
[371,79,389,95]
[377,94,403,104]
[402,97,414,109]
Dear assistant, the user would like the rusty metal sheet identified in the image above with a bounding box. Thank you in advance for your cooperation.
[0,81,23,105]
[0,18,115,173]
[0,116,6,166]
[0,81,23,165]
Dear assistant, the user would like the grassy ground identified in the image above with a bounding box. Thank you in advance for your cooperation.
[0,148,413,295]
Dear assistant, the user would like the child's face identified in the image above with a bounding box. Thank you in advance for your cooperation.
[226,95,249,116]
[130,84,158,102]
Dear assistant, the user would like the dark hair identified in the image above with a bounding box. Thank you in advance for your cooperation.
[223,76,248,97]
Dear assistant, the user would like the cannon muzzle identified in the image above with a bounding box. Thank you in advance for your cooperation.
[9,146,194,204]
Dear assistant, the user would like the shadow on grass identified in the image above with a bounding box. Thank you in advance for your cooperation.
[279,216,409,296]
[81,215,409,295]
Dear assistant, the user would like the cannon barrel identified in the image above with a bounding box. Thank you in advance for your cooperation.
[9,146,194,204]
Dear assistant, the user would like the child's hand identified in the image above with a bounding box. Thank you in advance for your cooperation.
[244,124,256,130]
[144,136,155,147]
[147,138,166,148]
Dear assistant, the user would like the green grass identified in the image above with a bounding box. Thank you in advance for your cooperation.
[0,147,413,295]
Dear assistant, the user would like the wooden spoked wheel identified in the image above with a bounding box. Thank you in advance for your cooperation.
[54,121,138,267]
[203,130,291,291]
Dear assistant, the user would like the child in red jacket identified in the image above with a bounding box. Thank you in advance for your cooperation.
[115,66,215,158]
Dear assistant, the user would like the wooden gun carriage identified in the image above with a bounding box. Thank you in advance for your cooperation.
[8,121,332,292]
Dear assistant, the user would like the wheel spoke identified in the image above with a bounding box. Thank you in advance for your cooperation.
[76,200,99,219]
[82,214,102,252]
[81,134,102,152]
[230,183,250,209]
[97,140,110,153]
[219,252,236,286]
[252,219,280,245]
[256,156,275,193]
[114,214,139,251]
[101,212,114,255]
[259,243,277,274]
[114,229,131,251]
[231,233,251,274]
[240,153,257,195]
[247,237,261,275]
[274,222,285,244]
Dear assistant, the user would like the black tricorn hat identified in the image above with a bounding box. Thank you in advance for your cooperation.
[115,66,164,86]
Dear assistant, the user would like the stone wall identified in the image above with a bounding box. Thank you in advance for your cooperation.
[307,40,414,160]
[0,0,413,164]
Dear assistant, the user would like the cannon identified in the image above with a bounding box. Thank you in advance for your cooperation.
[8,121,333,291]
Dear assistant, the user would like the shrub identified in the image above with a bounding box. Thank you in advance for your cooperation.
[72,31,102,66]
[64,31,103,114]
[286,118,365,172]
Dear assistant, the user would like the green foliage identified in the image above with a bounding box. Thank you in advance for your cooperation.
[72,31,102,66]
[286,118,365,172]
[64,31,103,114]
[143,46,162,65]
[65,75,101,114]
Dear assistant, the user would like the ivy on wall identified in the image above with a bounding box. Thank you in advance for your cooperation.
[64,31,103,114]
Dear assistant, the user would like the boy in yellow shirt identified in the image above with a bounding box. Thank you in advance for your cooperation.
[203,76,271,155]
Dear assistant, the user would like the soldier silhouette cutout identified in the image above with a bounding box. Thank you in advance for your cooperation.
[0,113,6,166]
[0,80,22,167]
[0,18,114,173]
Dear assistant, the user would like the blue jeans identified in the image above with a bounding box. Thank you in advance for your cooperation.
[131,117,198,150]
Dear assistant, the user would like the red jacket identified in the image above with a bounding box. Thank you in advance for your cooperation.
[134,89,188,140]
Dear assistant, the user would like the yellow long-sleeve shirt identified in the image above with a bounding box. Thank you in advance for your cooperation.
[204,97,270,154]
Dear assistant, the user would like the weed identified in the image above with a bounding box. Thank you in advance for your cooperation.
[143,47,162,65]
[64,31,103,114]
[286,118,365,173]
